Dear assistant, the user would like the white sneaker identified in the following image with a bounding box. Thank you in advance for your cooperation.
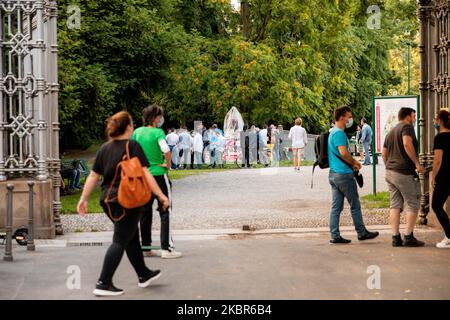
[143,250,160,257]
[161,249,182,259]
[436,237,450,249]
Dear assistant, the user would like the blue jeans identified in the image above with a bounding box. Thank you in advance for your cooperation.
[69,169,81,189]
[362,142,371,164]
[329,171,366,239]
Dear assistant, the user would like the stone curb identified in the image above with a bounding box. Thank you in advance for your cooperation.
[33,224,437,248]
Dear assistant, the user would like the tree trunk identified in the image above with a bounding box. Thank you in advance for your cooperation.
[241,0,250,39]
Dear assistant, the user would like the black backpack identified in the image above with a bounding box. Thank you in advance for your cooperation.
[314,132,330,168]
[311,132,330,188]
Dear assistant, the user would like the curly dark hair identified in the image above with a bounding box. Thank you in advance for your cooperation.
[142,104,164,126]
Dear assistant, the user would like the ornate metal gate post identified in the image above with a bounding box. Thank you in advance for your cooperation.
[418,0,450,225]
[0,0,61,237]
[418,0,433,224]
[48,0,62,234]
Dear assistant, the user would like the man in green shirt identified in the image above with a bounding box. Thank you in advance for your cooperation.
[133,125,169,176]
[132,105,182,259]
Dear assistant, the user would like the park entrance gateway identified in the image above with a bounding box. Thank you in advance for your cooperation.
[0,0,61,237]
[0,1,449,238]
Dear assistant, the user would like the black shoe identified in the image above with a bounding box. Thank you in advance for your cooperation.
[93,281,124,296]
[358,230,379,241]
[330,236,352,244]
[392,234,403,247]
[138,270,161,288]
[404,233,425,247]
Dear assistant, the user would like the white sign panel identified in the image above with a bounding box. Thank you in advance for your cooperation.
[374,96,419,153]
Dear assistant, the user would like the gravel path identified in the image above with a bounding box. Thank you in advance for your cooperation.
[62,164,400,233]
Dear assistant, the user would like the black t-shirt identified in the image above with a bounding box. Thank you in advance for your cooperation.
[92,139,150,189]
[433,132,450,184]
[383,122,418,175]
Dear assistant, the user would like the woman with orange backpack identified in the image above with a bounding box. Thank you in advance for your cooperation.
[77,111,169,297]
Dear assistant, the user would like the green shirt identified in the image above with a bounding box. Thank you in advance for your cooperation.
[132,126,168,176]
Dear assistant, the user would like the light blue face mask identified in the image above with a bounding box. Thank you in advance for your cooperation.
[346,118,354,129]
[434,123,440,131]
[157,116,165,128]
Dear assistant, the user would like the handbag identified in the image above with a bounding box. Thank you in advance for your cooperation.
[354,170,364,188]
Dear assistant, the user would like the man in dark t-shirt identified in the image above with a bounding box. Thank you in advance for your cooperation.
[383,123,418,175]
[382,107,426,247]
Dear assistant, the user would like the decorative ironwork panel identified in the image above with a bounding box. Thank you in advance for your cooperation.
[418,0,450,224]
[0,0,48,179]
[0,0,62,234]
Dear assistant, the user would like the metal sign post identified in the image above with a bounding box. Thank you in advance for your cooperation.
[27,181,35,251]
[4,184,14,261]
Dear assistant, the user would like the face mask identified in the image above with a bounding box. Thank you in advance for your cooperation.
[434,123,440,131]
[346,118,354,129]
[157,116,164,128]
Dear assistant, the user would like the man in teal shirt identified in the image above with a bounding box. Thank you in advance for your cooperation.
[328,106,379,244]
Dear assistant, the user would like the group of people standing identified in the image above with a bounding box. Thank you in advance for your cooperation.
[327,105,450,249]
[165,122,302,169]
[165,124,226,169]
[239,124,283,168]
[383,107,450,249]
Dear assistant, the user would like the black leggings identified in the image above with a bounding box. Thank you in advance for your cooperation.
[140,174,173,251]
[431,183,450,238]
[99,202,151,285]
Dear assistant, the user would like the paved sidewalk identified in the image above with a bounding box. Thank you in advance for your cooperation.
[1,227,449,300]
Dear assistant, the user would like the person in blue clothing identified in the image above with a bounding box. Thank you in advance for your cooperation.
[360,118,373,165]
[213,123,224,136]
[328,106,379,244]
[207,125,218,168]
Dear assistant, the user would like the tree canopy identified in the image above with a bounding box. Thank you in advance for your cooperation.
[58,0,419,149]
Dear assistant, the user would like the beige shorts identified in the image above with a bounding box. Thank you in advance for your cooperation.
[292,148,304,158]
[385,170,420,213]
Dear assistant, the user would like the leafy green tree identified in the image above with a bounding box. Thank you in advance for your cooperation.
[57,0,419,149]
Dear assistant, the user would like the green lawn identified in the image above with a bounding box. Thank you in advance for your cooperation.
[361,192,390,209]
[61,187,103,214]
[60,160,314,214]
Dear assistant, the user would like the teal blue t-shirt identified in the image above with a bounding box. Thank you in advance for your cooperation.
[328,127,353,174]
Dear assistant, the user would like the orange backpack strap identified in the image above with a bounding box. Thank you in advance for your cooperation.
[125,141,131,160]
[104,142,128,222]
